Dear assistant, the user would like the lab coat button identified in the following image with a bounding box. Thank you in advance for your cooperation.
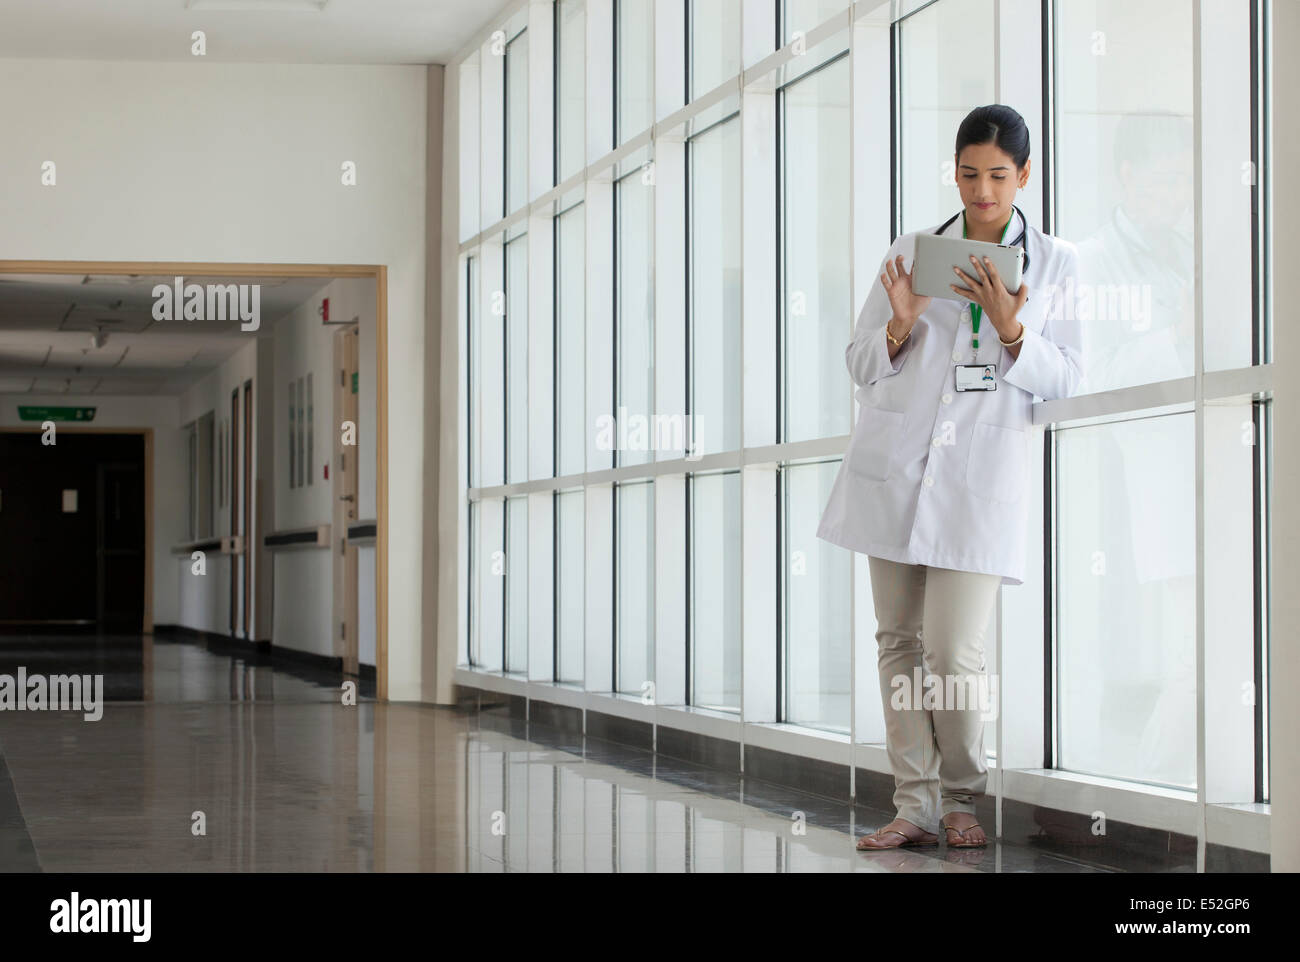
[932,437,941,447]
[951,351,962,362]
[942,393,953,404]
[924,476,935,488]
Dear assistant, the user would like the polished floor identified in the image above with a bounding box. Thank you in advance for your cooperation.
[0,632,1147,872]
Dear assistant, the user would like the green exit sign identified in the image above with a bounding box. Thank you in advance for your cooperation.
[17,406,97,422]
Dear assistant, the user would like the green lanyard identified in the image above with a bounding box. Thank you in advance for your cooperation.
[962,210,1013,355]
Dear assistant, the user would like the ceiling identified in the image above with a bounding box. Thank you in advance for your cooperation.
[0,273,331,396]
[0,0,511,65]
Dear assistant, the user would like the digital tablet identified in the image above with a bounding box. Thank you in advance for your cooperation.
[911,232,1024,301]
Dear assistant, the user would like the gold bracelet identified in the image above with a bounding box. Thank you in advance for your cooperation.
[886,320,910,347]
[999,322,1025,347]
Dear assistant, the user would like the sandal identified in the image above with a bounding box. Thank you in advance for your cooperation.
[941,819,988,848]
[856,827,939,850]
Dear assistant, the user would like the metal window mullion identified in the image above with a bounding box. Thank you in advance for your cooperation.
[1192,0,1208,873]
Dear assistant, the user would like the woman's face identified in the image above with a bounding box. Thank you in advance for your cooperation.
[955,140,1030,232]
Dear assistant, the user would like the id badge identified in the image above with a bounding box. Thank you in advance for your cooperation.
[955,364,998,392]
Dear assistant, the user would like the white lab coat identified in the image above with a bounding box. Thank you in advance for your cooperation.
[816,211,1085,586]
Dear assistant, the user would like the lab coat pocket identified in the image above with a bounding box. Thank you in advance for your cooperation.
[965,421,1027,504]
[847,407,905,482]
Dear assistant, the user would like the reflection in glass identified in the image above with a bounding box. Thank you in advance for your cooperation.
[691,472,742,712]
[556,205,586,477]
[781,0,848,46]
[782,54,850,443]
[784,461,851,732]
[690,115,742,457]
[467,256,479,488]
[556,0,586,183]
[506,28,529,213]
[557,490,585,683]
[481,248,505,488]
[506,496,528,672]
[690,0,741,100]
[616,481,654,694]
[1057,413,1195,788]
[899,0,995,234]
[617,0,654,143]
[477,499,505,671]
[506,236,529,483]
[1056,0,1194,393]
[617,172,654,467]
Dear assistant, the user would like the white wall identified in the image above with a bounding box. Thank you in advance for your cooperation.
[0,58,427,698]
[0,394,185,625]
[270,277,377,659]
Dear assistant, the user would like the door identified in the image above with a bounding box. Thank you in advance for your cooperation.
[229,388,239,636]
[243,378,253,639]
[333,324,360,674]
[96,461,145,631]
[0,432,144,633]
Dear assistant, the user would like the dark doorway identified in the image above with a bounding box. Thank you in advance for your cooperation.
[0,431,146,633]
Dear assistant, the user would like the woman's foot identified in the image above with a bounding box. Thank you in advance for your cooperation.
[941,812,987,847]
[856,818,939,850]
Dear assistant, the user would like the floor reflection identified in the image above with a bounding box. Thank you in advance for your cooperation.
[0,634,1134,871]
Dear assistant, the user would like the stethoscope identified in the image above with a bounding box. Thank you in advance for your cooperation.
[934,203,1032,275]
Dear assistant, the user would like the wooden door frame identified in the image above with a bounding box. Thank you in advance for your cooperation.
[0,425,154,634]
[0,260,390,700]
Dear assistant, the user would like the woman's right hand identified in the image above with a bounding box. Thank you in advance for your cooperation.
[881,254,931,335]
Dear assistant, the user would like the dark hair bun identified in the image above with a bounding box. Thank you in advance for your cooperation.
[956,104,1031,169]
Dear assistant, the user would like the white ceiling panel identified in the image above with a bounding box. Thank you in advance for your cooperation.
[0,272,340,395]
[0,0,513,65]
[30,376,101,394]
[0,344,51,365]
[93,377,169,395]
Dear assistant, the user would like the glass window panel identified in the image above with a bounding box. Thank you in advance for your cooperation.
[1056,412,1195,788]
[557,0,586,183]
[506,236,529,483]
[690,0,741,100]
[506,28,529,213]
[689,115,742,456]
[899,0,995,234]
[617,172,654,468]
[691,472,742,712]
[616,0,654,144]
[465,500,477,667]
[781,55,851,443]
[616,481,654,694]
[477,499,505,672]
[557,490,585,683]
[557,205,586,476]
[467,256,479,488]
[781,0,848,46]
[481,250,505,488]
[1057,0,1194,393]
[784,461,851,732]
[506,496,528,673]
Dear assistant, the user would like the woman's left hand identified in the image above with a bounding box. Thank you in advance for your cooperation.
[951,255,1029,341]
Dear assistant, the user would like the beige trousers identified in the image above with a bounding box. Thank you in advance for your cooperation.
[867,555,1002,835]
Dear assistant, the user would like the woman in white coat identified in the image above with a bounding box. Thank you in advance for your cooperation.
[815,105,1084,850]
